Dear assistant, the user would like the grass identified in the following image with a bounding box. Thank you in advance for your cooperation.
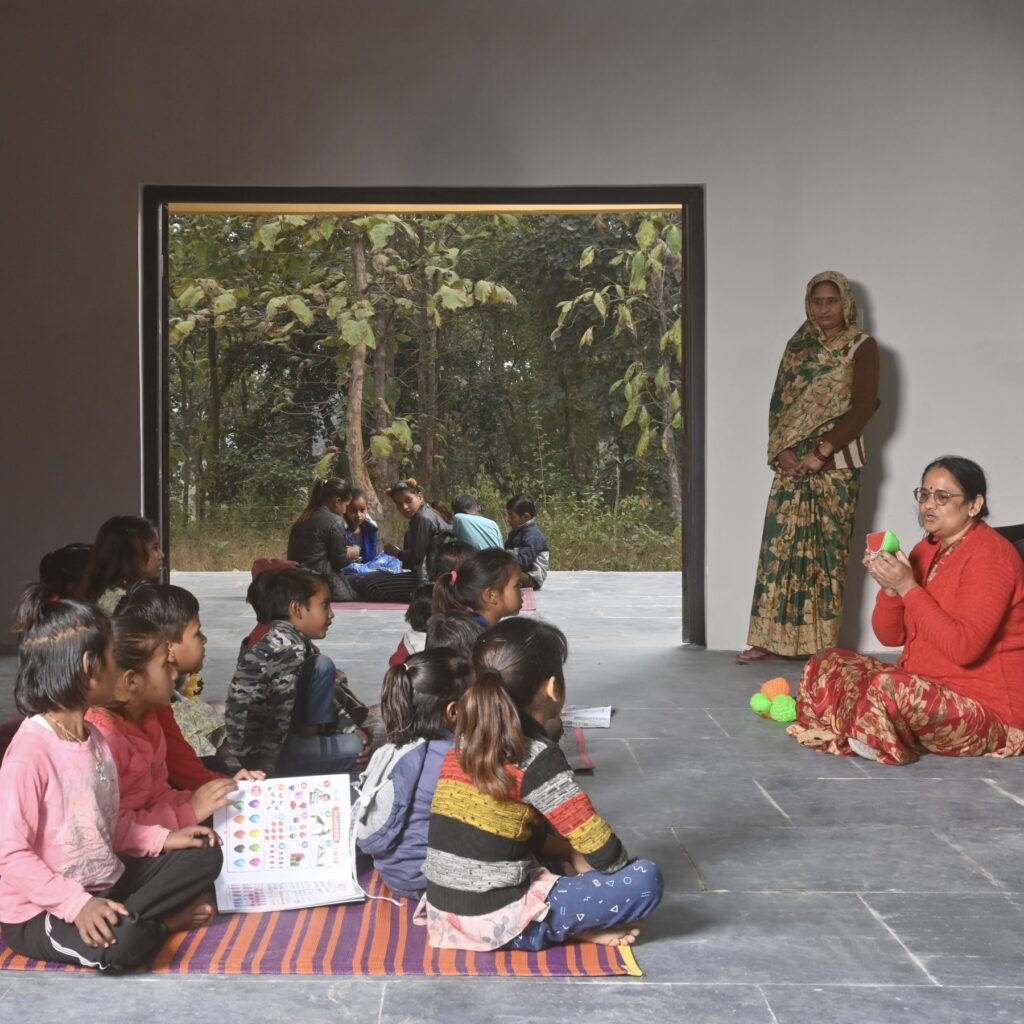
[170,498,682,573]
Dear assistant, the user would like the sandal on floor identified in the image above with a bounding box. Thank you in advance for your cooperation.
[735,646,784,664]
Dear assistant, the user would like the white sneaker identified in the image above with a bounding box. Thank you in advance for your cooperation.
[847,737,879,761]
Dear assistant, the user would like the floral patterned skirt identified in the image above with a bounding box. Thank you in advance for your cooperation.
[746,466,861,656]
[787,648,1023,765]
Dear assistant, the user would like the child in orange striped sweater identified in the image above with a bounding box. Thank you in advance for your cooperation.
[418,617,663,951]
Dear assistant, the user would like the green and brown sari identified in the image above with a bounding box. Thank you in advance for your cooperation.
[746,271,868,657]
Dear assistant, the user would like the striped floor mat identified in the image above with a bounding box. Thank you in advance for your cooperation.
[0,871,640,977]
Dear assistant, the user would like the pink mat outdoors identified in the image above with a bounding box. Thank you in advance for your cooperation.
[334,589,537,613]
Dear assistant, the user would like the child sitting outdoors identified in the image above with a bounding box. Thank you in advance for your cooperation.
[388,583,434,668]
[0,586,222,970]
[226,569,371,776]
[433,548,524,625]
[419,618,663,951]
[451,494,503,551]
[355,649,470,897]
[505,495,550,590]
[343,488,380,565]
[81,516,165,613]
[85,614,241,830]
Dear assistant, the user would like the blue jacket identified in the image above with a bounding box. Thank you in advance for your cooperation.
[345,518,380,566]
[354,735,453,898]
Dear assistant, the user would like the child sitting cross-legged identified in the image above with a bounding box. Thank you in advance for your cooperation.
[85,614,242,829]
[226,568,371,776]
[0,586,222,970]
[419,617,663,951]
[355,649,470,897]
[504,495,550,590]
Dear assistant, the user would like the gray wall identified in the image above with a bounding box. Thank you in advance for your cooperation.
[4,0,1023,649]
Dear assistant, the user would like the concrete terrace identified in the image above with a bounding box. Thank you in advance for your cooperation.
[2,570,1024,1023]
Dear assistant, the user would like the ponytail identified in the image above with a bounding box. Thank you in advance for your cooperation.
[297,476,351,523]
[457,617,569,797]
[12,583,112,716]
[381,648,470,745]
[432,548,519,616]
[457,669,524,799]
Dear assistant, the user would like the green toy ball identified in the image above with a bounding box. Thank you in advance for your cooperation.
[769,694,798,723]
[749,693,772,715]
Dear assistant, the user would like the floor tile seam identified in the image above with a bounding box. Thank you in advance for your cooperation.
[856,893,942,987]
[931,829,1010,892]
[669,888,1024,896]
[757,984,781,1023]
[669,826,709,892]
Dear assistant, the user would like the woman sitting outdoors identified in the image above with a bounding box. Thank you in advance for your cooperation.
[789,456,1024,765]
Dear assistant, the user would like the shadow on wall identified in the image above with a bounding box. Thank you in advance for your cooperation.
[839,281,902,650]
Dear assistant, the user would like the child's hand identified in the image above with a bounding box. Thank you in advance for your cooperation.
[346,545,361,559]
[164,825,220,851]
[383,542,399,557]
[354,727,372,766]
[75,896,128,948]
[188,778,238,821]
[233,769,266,782]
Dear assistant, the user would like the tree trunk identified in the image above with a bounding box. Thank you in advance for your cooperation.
[344,231,380,516]
[416,269,438,494]
[652,270,683,523]
[205,326,221,509]
[369,305,395,504]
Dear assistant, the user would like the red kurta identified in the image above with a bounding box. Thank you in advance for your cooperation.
[871,521,1024,727]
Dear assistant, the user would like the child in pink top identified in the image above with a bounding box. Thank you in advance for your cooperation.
[0,586,223,970]
[85,613,239,829]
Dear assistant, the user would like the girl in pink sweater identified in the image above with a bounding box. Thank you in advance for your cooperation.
[86,613,239,828]
[0,587,223,969]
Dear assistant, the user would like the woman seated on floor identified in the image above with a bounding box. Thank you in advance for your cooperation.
[788,455,1024,765]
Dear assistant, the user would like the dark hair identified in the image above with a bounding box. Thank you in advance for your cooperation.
[457,618,568,798]
[115,583,200,642]
[379,648,470,745]
[453,494,480,515]
[38,543,93,599]
[433,548,519,616]
[253,568,329,622]
[297,477,351,523]
[923,456,990,519]
[428,537,475,581]
[387,478,422,498]
[82,516,159,601]
[406,583,435,632]
[506,494,536,518]
[12,585,113,716]
[345,488,369,524]
[388,479,453,525]
[425,612,486,658]
[111,613,167,673]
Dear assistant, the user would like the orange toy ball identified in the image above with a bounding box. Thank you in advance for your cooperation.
[760,677,791,700]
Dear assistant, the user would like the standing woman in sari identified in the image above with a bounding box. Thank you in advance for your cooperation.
[737,271,880,664]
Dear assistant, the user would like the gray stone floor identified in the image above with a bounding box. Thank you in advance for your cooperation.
[2,571,1023,1022]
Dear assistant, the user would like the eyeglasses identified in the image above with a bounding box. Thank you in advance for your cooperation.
[913,487,964,506]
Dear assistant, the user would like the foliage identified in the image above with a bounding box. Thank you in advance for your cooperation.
[167,211,684,570]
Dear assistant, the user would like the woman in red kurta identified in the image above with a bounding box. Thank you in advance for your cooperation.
[788,456,1024,764]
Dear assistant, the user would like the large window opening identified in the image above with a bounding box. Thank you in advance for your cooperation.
[142,188,705,643]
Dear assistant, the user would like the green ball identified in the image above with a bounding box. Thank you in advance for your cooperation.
[769,694,798,723]
[749,693,772,714]
[881,530,901,554]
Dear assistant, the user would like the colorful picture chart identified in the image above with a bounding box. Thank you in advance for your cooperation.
[212,774,363,914]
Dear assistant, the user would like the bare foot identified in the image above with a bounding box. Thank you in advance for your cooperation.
[577,923,642,946]
[163,891,215,933]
